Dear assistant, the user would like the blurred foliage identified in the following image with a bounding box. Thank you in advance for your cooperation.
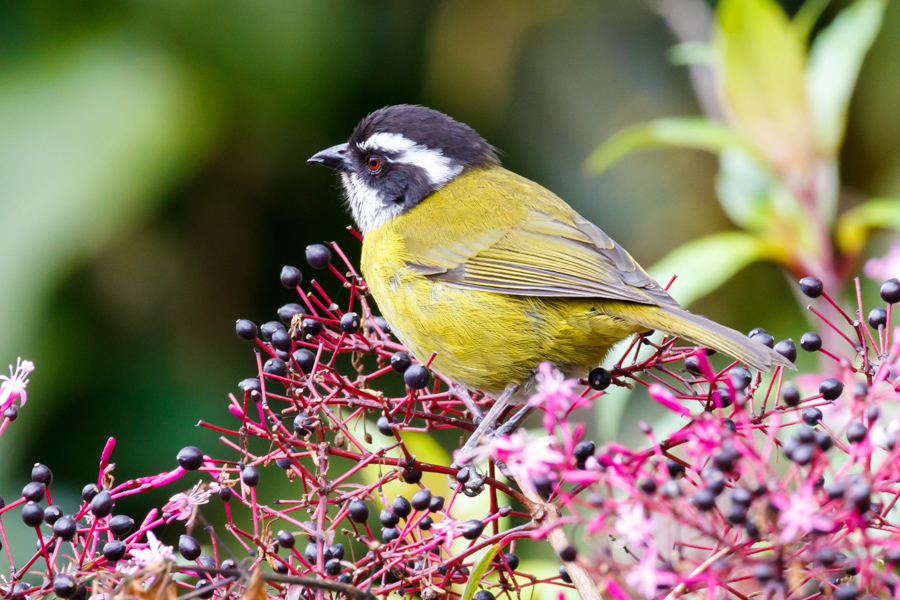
[589,0,897,307]
[0,0,898,567]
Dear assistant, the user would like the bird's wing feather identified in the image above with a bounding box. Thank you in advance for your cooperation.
[409,208,679,307]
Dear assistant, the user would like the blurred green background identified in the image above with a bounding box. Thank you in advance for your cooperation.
[1,0,899,567]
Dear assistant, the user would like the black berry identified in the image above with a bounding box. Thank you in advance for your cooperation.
[819,378,843,401]
[849,483,871,512]
[881,278,900,304]
[108,514,134,537]
[730,367,751,390]
[868,306,887,329]
[53,575,77,599]
[235,319,258,341]
[260,320,285,341]
[91,490,113,518]
[588,367,611,391]
[380,508,399,527]
[31,463,53,486]
[179,535,202,560]
[340,312,361,333]
[292,348,316,374]
[22,501,44,527]
[419,516,433,530]
[473,591,495,600]
[53,516,77,540]
[82,483,100,502]
[693,488,716,511]
[373,316,391,334]
[773,339,796,363]
[306,244,332,269]
[280,265,302,288]
[263,357,287,378]
[270,328,292,352]
[376,415,393,436]
[574,440,596,463]
[666,458,686,478]
[194,580,214,599]
[390,352,412,372]
[559,565,573,583]
[177,446,204,471]
[22,481,46,502]
[846,422,867,443]
[44,505,63,525]
[381,527,400,542]
[461,519,485,540]
[348,500,369,523]
[241,465,260,487]
[102,540,126,562]
[750,330,775,348]
[411,489,432,511]
[238,378,261,397]
[799,277,823,298]
[325,558,341,575]
[219,486,233,502]
[401,469,423,484]
[782,384,801,406]
[277,530,295,549]
[392,495,412,519]
[277,303,305,326]
[800,332,822,352]
[302,318,324,338]
[503,552,520,570]
[802,407,823,425]
[404,364,430,389]
[429,496,445,512]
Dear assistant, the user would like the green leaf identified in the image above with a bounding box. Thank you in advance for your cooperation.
[460,542,504,600]
[806,0,886,154]
[793,0,833,40]
[836,197,900,255]
[715,0,812,170]
[715,148,777,232]
[648,231,775,307]
[584,118,751,175]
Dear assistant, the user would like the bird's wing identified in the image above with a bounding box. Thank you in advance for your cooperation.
[408,209,679,307]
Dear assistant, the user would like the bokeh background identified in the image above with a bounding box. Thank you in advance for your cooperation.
[1,0,899,566]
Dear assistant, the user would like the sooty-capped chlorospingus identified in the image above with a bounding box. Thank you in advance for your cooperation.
[309,105,793,450]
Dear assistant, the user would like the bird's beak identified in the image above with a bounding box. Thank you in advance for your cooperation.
[308,143,350,172]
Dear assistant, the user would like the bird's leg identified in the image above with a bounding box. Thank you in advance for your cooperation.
[457,384,518,458]
[495,403,536,437]
[448,383,483,420]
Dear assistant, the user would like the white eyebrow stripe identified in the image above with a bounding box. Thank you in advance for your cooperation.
[361,132,462,186]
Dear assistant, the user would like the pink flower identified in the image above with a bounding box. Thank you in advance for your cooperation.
[684,418,724,457]
[864,243,900,282]
[0,358,34,411]
[648,384,691,416]
[429,517,457,549]
[163,481,215,525]
[625,548,678,599]
[118,531,174,576]
[614,503,655,548]
[775,489,834,541]
[528,363,584,432]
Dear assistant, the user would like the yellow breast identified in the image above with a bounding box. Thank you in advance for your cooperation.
[360,168,641,394]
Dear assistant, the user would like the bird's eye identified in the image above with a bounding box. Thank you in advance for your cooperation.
[366,156,381,172]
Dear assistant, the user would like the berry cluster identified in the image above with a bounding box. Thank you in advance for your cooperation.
[1,243,898,600]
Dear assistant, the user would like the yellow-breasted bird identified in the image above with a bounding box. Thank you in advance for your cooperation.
[309,105,793,450]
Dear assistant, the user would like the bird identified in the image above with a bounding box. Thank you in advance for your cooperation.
[309,105,793,451]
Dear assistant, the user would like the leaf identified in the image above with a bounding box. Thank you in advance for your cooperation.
[648,231,775,307]
[805,0,886,154]
[584,118,752,175]
[793,0,833,40]
[0,35,219,485]
[836,197,900,255]
[715,0,813,171]
[460,542,504,600]
[715,148,777,232]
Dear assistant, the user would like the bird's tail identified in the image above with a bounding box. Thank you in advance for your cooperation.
[604,303,795,372]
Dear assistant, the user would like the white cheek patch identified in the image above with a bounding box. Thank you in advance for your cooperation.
[361,132,462,186]
[341,172,403,235]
